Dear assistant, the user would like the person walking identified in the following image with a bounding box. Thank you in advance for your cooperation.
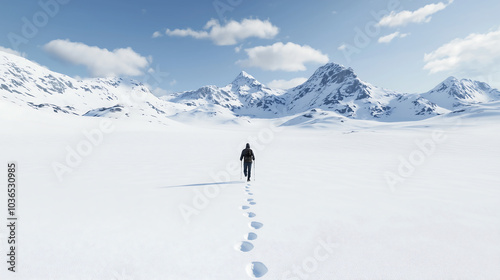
[240,143,255,181]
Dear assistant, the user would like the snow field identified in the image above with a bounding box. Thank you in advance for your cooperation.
[0,110,499,279]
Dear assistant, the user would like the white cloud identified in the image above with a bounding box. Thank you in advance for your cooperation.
[237,42,329,72]
[423,27,500,77]
[267,77,308,89]
[378,0,453,27]
[378,31,410,43]
[0,46,25,57]
[152,31,163,38]
[164,18,279,46]
[337,44,347,51]
[43,39,150,77]
[166,28,209,39]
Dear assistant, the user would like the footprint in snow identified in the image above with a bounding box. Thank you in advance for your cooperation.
[249,221,263,230]
[241,205,250,210]
[247,198,254,202]
[249,202,256,205]
[245,232,257,241]
[247,193,253,195]
[244,212,256,218]
[235,241,254,252]
[246,262,268,278]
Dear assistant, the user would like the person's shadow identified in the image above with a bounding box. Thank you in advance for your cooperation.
[159,181,243,189]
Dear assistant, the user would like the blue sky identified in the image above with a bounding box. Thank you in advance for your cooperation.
[1,0,499,95]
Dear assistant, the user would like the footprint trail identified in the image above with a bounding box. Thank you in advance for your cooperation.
[234,182,268,278]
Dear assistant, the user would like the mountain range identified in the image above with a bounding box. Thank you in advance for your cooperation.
[1,50,499,125]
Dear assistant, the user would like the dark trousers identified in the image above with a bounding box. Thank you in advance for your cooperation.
[243,162,252,179]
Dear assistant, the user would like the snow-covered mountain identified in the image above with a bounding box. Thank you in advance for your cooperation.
[421,76,500,110]
[286,63,388,116]
[169,62,489,121]
[284,63,447,121]
[0,51,183,125]
[2,50,499,125]
[168,71,286,118]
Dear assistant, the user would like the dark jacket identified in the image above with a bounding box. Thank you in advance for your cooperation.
[240,144,255,163]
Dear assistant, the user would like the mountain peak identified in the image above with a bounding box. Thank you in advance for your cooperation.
[432,76,464,92]
[233,71,258,82]
[442,76,459,84]
[231,70,262,88]
[423,76,500,108]
[322,62,349,70]
[320,62,355,79]
[316,62,353,74]
[298,62,357,89]
[237,70,254,79]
